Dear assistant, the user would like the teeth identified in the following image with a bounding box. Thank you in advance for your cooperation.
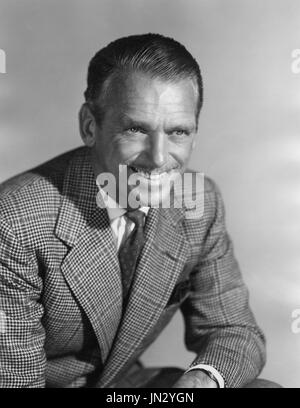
[130,166,168,180]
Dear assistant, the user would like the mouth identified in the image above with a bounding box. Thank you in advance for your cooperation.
[128,165,173,180]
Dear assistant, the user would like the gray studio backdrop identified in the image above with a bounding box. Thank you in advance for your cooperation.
[1,0,300,387]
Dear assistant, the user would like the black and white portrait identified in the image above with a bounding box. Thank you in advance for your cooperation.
[0,0,299,389]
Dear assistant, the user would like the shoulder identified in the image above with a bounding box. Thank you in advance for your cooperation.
[182,169,223,223]
[0,146,87,227]
[180,171,229,255]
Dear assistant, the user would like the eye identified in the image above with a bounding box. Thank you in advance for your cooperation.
[127,127,145,134]
[172,129,188,137]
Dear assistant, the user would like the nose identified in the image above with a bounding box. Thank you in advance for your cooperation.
[148,132,168,169]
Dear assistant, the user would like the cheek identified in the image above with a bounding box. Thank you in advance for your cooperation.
[169,139,194,165]
[114,139,146,161]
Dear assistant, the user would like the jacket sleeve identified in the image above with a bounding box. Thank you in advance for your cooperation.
[0,216,46,388]
[180,179,266,388]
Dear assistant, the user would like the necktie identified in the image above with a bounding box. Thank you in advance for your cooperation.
[118,209,145,306]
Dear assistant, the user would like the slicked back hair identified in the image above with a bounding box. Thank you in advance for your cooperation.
[84,33,203,125]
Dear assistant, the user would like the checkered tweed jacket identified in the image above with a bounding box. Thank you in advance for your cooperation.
[0,146,266,388]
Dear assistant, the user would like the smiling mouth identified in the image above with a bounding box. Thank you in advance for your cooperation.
[129,165,175,180]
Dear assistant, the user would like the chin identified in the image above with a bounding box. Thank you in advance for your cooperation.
[127,182,174,209]
[126,168,183,208]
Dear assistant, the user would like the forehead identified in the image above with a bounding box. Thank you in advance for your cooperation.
[103,71,198,121]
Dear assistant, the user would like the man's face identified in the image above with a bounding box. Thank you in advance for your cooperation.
[91,71,198,207]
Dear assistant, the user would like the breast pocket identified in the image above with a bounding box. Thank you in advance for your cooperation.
[166,279,192,307]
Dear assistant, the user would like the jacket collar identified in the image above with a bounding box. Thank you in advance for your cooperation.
[54,147,102,247]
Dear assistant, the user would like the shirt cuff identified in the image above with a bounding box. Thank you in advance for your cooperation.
[185,364,225,388]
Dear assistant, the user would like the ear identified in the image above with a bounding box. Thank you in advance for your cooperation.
[78,103,97,147]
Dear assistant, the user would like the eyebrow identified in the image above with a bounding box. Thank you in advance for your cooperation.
[119,113,196,132]
[166,123,196,133]
[120,114,150,129]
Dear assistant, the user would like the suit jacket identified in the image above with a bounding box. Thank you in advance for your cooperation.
[0,146,266,388]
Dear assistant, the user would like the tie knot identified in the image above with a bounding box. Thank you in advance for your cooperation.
[125,209,145,228]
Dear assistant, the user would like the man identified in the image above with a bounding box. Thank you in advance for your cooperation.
[0,33,269,388]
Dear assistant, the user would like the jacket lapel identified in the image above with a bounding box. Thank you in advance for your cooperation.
[55,148,123,364]
[97,205,190,387]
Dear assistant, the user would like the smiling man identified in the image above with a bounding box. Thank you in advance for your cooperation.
[0,34,274,388]
[81,40,200,210]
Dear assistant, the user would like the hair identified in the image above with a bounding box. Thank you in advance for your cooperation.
[84,33,203,124]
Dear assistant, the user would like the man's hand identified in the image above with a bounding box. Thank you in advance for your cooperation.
[173,370,218,388]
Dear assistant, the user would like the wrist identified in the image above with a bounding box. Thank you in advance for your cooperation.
[185,369,218,388]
